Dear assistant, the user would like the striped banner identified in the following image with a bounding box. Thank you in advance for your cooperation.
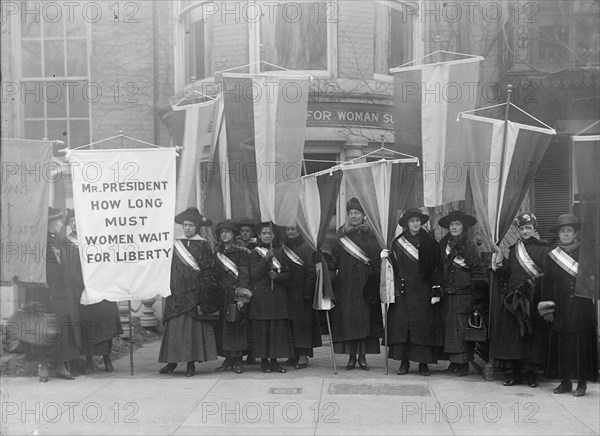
[461,113,555,244]
[296,170,343,310]
[391,52,483,207]
[171,99,219,214]
[221,73,310,226]
[342,159,420,304]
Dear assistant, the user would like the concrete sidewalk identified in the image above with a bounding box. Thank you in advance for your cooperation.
[1,337,598,435]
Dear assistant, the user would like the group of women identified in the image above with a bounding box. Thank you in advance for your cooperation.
[158,207,322,376]
[159,201,597,396]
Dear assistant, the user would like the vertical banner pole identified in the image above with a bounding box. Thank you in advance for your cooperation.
[325,311,337,374]
[129,300,134,376]
[385,303,389,375]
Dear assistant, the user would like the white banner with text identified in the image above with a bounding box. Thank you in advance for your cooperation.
[69,148,176,303]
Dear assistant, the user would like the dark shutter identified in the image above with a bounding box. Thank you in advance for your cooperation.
[533,138,572,242]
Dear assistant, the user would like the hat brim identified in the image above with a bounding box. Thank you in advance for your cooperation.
[175,213,213,227]
[438,214,477,229]
[549,222,581,234]
[398,213,429,228]
[216,222,240,236]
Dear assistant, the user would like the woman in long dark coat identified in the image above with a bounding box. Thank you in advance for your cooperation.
[492,212,548,388]
[438,210,487,377]
[248,222,294,373]
[282,226,322,370]
[28,208,81,382]
[388,209,443,376]
[158,207,219,377]
[540,214,598,397]
[330,198,383,371]
[214,220,250,374]
[62,209,122,374]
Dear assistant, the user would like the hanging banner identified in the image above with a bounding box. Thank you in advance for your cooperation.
[1,138,53,286]
[171,98,219,214]
[221,73,310,226]
[391,52,483,207]
[572,129,599,300]
[69,148,176,303]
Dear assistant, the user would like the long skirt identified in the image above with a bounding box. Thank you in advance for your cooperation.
[333,337,380,355]
[247,319,294,359]
[388,342,441,364]
[158,313,217,363]
[544,328,599,381]
[219,317,248,359]
[441,293,474,362]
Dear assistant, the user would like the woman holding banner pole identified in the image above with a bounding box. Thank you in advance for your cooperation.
[248,222,294,373]
[158,207,219,377]
[330,198,383,371]
[387,209,443,376]
[62,209,122,374]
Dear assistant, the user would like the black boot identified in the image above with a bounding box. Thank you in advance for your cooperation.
[346,354,357,370]
[574,380,587,397]
[159,363,177,374]
[186,361,195,377]
[503,369,523,386]
[553,379,573,394]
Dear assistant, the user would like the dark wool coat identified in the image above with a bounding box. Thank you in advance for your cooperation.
[284,235,322,350]
[248,243,291,320]
[215,243,250,353]
[27,233,81,361]
[387,229,444,347]
[163,237,217,322]
[439,233,487,354]
[330,223,383,342]
[62,233,121,349]
[541,247,597,333]
[492,237,548,363]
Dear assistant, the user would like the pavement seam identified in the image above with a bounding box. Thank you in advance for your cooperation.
[427,379,457,436]
[171,377,220,435]
[539,384,599,435]
[313,378,326,436]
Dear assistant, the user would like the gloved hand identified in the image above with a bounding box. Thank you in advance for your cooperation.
[380,249,390,259]
[491,252,503,271]
[543,313,554,323]
[431,297,441,305]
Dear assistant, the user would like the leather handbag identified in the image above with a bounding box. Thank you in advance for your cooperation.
[463,310,488,342]
[225,303,243,323]
[6,309,60,346]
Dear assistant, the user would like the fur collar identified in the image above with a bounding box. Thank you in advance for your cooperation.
[337,221,373,238]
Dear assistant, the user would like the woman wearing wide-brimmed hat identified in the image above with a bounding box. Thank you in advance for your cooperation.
[491,213,549,388]
[330,198,383,371]
[438,210,488,377]
[213,220,251,374]
[387,209,443,377]
[158,207,220,377]
[540,214,598,397]
[247,222,294,373]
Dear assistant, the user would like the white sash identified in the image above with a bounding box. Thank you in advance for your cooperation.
[446,244,469,270]
[549,247,578,277]
[216,251,239,279]
[174,240,200,271]
[255,246,282,273]
[516,240,543,279]
[396,236,419,263]
[339,235,371,264]
[282,244,305,267]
